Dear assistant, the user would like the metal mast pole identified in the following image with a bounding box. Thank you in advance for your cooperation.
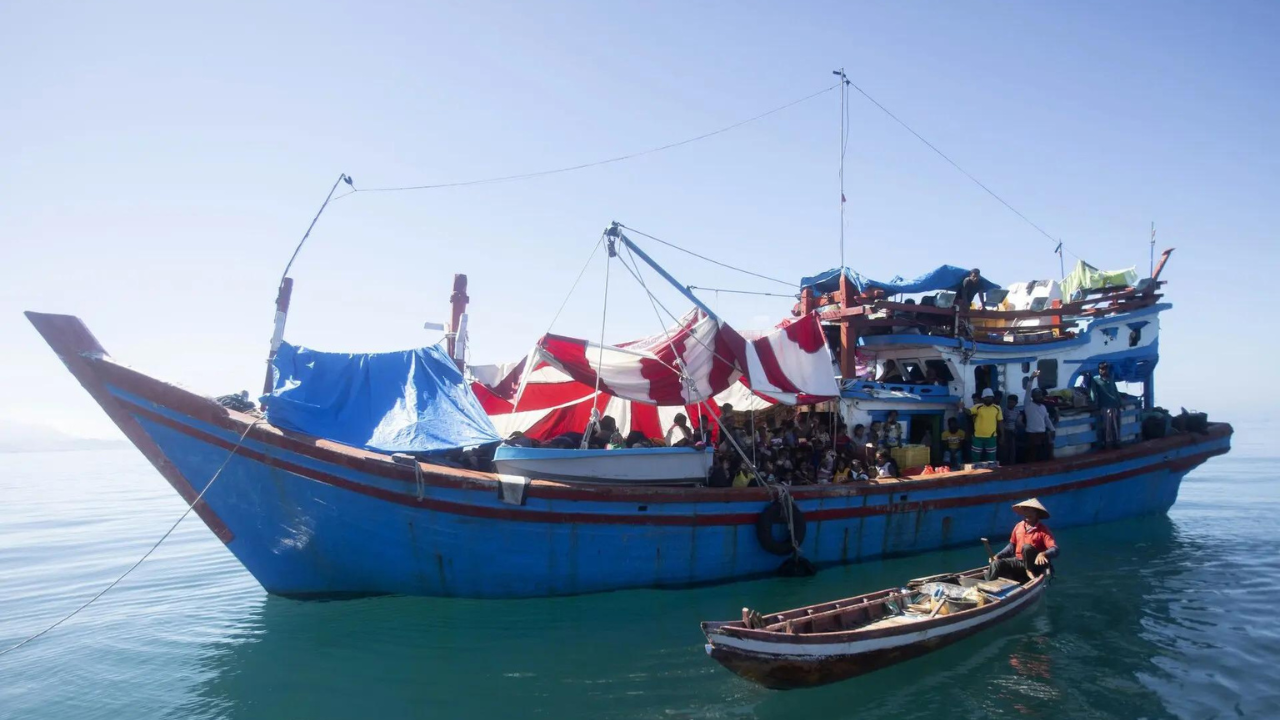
[833,68,848,271]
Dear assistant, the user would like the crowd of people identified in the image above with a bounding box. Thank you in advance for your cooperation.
[507,404,900,486]
[699,406,891,488]
[492,360,1129,484]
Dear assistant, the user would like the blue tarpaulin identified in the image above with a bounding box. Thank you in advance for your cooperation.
[263,342,501,454]
[800,265,1000,296]
[799,267,864,295]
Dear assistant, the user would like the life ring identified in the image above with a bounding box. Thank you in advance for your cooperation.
[756,497,807,556]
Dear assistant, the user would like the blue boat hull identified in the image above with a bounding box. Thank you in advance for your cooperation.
[27,313,1233,599]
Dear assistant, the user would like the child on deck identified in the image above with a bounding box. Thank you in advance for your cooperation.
[850,460,871,482]
[874,449,900,479]
[882,410,903,449]
[833,457,851,483]
[816,451,835,484]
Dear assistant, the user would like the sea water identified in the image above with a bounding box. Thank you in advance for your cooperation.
[1,423,1277,719]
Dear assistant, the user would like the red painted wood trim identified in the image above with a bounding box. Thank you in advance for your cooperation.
[24,312,234,543]
[90,346,1231,508]
[126,399,1220,528]
[126,402,759,526]
[1152,248,1175,282]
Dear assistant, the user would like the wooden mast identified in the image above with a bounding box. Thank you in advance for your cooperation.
[838,271,858,381]
[447,274,469,369]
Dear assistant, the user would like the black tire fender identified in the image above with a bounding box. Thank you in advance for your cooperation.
[755,497,807,556]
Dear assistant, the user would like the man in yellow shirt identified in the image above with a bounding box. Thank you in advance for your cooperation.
[940,417,967,470]
[964,388,1003,463]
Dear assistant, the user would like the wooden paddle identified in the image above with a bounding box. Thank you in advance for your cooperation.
[981,537,995,561]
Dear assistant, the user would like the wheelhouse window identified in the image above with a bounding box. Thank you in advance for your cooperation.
[901,360,927,383]
[878,360,904,383]
[925,359,954,383]
[1036,359,1059,390]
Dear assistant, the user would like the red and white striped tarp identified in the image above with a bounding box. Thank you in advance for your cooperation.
[471,309,839,441]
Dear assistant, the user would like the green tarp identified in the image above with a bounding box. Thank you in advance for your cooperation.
[1061,260,1138,301]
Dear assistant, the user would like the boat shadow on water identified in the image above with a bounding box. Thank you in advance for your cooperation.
[171,515,1245,720]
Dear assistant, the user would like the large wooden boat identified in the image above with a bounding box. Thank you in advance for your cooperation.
[702,566,1048,689]
[26,307,1229,599]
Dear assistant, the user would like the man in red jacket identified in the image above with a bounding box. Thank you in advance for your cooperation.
[985,498,1058,582]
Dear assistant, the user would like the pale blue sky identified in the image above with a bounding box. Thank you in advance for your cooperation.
[3,0,1276,437]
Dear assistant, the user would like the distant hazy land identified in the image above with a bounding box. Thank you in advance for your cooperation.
[0,420,126,453]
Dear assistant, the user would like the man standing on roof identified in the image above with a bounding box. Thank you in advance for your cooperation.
[986,498,1058,582]
[1090,362,1123,450]
[961,388,1002,463]
[961,268,987,311]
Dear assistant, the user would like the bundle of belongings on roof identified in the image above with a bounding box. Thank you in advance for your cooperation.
[1060,260,1138,302]
[800,265,1001,298]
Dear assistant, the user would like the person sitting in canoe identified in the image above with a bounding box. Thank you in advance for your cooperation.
[985,498,1057,582]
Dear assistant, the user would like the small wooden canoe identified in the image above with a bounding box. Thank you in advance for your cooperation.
[701,567,1047,689]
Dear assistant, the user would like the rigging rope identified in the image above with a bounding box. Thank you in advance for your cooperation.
[616,243,805,560]
[687,286,799,299]
[341,84,840,195]
[511,232,606,418]
[0,419,264,658]
[617,224,796,289]
[845,77,1081,262]
[549,232,607,333]
[582,248,612,447]
[614,250,741,376]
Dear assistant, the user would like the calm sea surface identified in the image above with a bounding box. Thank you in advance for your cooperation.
[1,423,1276,719]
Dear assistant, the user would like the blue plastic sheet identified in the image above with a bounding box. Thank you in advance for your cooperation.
[263,342,501,454]
[799,267,864,295]
[801,265,1000,296]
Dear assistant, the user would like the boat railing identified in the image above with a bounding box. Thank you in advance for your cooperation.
[820,284,1162,345]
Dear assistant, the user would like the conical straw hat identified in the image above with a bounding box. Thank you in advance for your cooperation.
[1012,498,1050,518]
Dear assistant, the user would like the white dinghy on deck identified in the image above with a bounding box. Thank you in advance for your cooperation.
[492,445,714,485]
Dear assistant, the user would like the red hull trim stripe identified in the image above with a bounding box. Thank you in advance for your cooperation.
[127,401,1221,528]
[97,359,1231,505]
